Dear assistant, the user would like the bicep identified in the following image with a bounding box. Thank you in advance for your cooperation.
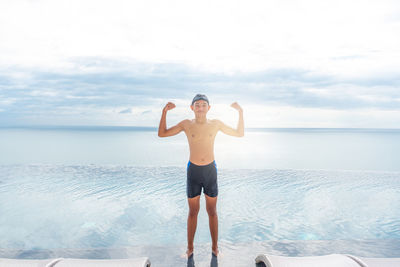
[217,120,240,137]
[161,120,185,137]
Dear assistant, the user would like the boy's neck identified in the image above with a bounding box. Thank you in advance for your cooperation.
[194,115,207,124]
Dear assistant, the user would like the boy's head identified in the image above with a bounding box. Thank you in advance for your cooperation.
[191,94,210,114]
[191,94,209,105]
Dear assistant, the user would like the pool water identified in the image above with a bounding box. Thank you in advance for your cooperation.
[1,164,399,265]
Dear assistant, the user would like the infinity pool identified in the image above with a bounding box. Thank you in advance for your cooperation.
[1,164,399,266]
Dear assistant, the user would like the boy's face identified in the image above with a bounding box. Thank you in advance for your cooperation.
[191,100,210,114]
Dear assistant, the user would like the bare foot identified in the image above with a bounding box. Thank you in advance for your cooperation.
[211,249,218,267]
[212,247,219,257]
[180,248,194,259]
[212,247,223,258]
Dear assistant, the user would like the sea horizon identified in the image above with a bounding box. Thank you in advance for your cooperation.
[1,125,400,132]
[1,125,400,171]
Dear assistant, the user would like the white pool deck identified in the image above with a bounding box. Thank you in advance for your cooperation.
[1,240,400,267]
[255,254,400,267]
[0,258,151,267]
[2,254,400,267]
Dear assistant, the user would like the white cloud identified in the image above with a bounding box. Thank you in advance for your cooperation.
[0,97,17,106]
[240,104,400,128]
[0,0,399,76]
[3,96,399,128]
[1,0,399,127]
[29,90,60,97]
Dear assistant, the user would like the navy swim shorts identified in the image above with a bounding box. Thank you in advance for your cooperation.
[186,160,218,198]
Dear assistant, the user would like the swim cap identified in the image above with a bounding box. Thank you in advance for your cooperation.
[191,94,209,105]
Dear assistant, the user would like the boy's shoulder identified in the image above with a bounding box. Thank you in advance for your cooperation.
[179,119,192,128]
[209,119,221,125]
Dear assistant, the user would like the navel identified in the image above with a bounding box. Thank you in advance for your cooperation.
[192,134,195,137]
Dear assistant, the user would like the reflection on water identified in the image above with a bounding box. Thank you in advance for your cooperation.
[0,164,399,261]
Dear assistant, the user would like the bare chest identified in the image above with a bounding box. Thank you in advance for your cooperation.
[186,123,218,142]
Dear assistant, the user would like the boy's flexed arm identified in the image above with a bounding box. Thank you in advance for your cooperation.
[158,102,186,137]
[216,102,244,137]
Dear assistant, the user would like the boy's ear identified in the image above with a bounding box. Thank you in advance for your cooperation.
[190,105,194,111]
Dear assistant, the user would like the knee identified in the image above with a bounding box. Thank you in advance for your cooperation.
[206,208,217,217]
[188,208,199,217]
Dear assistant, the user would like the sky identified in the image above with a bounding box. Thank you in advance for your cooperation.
[0,0,399,128]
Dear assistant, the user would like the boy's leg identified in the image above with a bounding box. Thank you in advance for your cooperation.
[187,195,200,256]
[205,194,218,255]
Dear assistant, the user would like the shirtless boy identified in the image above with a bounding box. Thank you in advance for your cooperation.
[158,94,244,264]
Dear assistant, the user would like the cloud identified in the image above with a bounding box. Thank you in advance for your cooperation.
[119,108,132,114]
[1,0,400,129]
[330,55,366,61]
[141,110,152,115]
[1,57,399,110]
[1,0,399,76]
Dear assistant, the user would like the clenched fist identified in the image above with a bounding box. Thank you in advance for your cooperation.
[163,102,176,112]
[230,102,243,112]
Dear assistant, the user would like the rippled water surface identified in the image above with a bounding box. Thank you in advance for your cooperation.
[1,165,399,257]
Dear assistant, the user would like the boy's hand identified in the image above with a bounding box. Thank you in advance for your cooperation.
[163,102,176,112]
[230,102,243,112]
